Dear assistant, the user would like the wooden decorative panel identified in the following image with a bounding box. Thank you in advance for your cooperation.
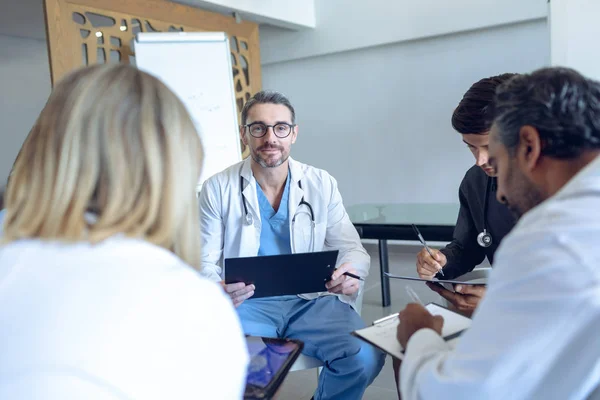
[44,0,261,157]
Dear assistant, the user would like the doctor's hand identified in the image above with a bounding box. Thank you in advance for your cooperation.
[426,282,485,317]
[416,248,447,279]
[397,303,444,348]
[325,263,361,296]
[221,281,255,307]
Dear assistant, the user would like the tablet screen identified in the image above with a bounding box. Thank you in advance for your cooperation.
[245,337,301,389]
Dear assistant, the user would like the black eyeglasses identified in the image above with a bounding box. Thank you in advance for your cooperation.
[244,122,296,138]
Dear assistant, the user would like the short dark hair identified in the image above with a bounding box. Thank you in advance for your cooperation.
[451,73,518,134]
[240,90,296,125]
[492,67,600,159]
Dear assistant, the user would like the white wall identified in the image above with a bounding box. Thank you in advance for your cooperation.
[262,19,550,206]
[550,0,600,81]
[0,34,51,185]
[0,0,45,41]
[260,0,547,65]
[0,0,551,202]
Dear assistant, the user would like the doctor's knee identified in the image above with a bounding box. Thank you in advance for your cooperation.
[356,342,386,380]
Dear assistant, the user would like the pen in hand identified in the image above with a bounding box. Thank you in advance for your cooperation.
[405,285,424,306]
[343,271,364,281]
[411,224,445,277]
[332,267,365,281]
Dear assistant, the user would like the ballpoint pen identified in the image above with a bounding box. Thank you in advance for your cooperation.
[411,224,445,277]
[333,267,365,281]
[371,287,424,325]
[372,312,399,325]
[405,285,424,305]
[343,271,364,281]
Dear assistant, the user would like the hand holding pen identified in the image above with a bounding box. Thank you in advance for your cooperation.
[412,224,447,279]
[326,262,362,296]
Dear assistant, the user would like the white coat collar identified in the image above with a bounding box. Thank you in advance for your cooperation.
[552,155,600,201]
[239,156,305,185]
[239,156,307,227]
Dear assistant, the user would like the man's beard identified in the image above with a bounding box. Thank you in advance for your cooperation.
[251,143,288,168]
[504,164,545,220]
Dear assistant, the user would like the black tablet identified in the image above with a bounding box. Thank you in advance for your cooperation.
[244,336,305,400]
[224,250,339,298]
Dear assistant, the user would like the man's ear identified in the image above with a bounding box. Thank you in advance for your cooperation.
[517,125,542,172]
[240,126,248,146]
[291,125,298,145]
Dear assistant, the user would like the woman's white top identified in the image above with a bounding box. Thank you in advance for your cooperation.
[0,237,248,399]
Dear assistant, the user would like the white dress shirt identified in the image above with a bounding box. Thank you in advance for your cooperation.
[401,156,600,400]
[197,157,370,309]
[0,237,248,399]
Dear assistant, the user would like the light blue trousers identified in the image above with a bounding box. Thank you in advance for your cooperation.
[237,295,385,400]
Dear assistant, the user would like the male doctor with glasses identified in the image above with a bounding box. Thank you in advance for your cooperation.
[198,90,385,400]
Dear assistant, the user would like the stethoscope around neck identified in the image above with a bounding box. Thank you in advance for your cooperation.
[477,177,493,248]
[240,174,316,252]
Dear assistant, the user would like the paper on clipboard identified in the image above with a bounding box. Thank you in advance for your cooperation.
[352,303,471,360]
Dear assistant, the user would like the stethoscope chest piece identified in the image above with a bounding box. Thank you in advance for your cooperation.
[477,229,492,248]
[478,177,494,248]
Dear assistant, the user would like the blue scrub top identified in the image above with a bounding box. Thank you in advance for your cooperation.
[256,171,292,256]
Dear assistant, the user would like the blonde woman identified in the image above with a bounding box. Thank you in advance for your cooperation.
[0,64,248,399]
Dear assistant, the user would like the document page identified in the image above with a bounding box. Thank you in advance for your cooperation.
[353,303,472,360]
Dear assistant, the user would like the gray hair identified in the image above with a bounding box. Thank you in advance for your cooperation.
[241,90,296,125]
[491,67,600,158]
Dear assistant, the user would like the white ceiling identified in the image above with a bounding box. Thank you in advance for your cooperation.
[0,0,310,42]
[171,0,315,29]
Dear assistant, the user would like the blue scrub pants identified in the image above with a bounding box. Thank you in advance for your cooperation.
[237,295,385,400]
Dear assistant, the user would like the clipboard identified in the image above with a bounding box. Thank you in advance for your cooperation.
[384,269,489,292]
[224,250,338,298]
[352,302,471,360]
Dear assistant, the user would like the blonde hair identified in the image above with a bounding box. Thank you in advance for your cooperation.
[4,64,203,269]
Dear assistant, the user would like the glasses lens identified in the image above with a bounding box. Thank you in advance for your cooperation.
[249,123,266,137]
[273,123,291,138]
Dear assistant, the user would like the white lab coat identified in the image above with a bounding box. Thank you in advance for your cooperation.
[0,236,248,400]
[401,156,600,400]
[198,157,370,309]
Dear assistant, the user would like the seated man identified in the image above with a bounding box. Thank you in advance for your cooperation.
[397,67,600,399]
[416,74,517,315]
[198,90,385,400]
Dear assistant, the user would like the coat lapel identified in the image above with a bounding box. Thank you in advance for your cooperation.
[240,157,260,221]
